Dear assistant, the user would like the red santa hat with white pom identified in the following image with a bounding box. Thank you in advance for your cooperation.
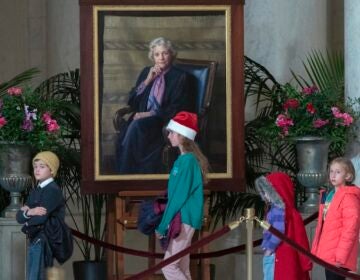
[166,111,198,140]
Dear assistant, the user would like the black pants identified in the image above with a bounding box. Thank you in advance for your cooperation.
[325,268,347,280]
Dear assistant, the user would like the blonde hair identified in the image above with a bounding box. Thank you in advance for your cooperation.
[329,157,356,184]
[181,137,210,184]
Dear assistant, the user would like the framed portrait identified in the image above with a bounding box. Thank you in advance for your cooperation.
[79,0,245,193]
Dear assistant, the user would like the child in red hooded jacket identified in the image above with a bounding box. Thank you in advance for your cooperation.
[312,157,360,279]
[255,172,312,280]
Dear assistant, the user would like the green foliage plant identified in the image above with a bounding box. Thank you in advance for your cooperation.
[0,86,61,150]
[211,50,355,227]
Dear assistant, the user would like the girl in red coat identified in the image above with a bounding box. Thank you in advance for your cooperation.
[312,157,360,280]
[255,172,312,280]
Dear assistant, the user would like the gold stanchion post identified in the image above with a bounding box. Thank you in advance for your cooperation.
[245,208,255,280]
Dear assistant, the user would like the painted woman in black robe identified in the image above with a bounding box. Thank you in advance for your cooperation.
[117,37,193,174]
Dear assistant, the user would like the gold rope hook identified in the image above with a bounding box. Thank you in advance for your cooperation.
[254,216,271,230]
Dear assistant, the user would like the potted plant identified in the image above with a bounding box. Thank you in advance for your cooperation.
[256,79,359,211]
[257,83,356,148]
[0,84,63,216]
[210,51,358,225]
[0,68,40,213]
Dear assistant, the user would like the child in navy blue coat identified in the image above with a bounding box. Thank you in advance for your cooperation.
[16,151,65,280]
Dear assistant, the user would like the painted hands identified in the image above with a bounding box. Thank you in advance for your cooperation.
[133,111,153,120]
[27,206,47,216]
[144,64,163,85]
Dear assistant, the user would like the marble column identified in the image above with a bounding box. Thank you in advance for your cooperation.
[345,0,360,101]
[344,1,360,162]
[345,8,360,277]
[0,218,27,280]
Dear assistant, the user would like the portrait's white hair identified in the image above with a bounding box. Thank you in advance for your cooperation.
[148,37,177,61]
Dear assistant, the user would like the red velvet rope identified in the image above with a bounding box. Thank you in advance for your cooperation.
[71,229,164,258]
[194,211,318,259]
[123,212,321,279]
[267,225,360,279]
[70,211,319,259]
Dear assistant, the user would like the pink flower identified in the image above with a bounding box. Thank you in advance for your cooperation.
[276,114,294,128]
[331,107,354,126]
[313,119,329,128]
[302,86,318,95]
[42,112,52,123]
[331,107,342,118]
[7,87,22,96]
[306,103,316,114]
[0,116,7,128]
[41,112,60,132]
[342,113,353,126]
[283,99,299,110]
[46,119,60,132]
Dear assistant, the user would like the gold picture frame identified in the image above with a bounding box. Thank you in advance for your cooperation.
[80,1,245,192]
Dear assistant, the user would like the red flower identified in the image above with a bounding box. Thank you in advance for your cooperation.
[306,103,316,114]
[283,99,299,110]
[0,116,7,128]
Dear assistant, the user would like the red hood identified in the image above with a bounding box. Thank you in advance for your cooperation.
[266,172,295,211]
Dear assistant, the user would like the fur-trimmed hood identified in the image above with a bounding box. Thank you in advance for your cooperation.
[255,173,287,209]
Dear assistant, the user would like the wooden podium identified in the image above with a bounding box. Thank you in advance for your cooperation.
[106,190,211,280]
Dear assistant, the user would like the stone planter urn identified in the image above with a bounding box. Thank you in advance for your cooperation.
[295,136,330,214]
[0,143,32,218]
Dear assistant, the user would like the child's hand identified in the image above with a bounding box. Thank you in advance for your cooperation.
[21,205,30,212]
[27,207,47,216]
[155,231,166,240]
[264,249,273,256]
[335,262,344,268]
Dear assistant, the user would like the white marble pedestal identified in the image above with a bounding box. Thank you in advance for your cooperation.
[0,218,26,280]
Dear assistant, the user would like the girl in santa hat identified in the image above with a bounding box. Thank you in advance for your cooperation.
[155,111,209,280]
